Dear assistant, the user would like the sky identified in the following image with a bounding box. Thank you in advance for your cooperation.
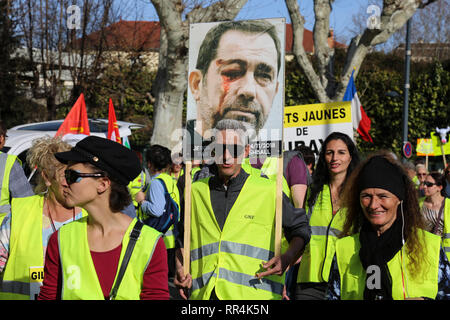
[126,0,373,45]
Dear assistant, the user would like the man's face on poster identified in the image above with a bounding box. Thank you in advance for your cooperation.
[189,29,279,138]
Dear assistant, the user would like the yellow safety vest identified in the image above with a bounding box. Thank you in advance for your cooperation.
[137,173,180,249]
[155,173,180,249]
[418,196,425,209]
[297,185,346,284]
[128,171,147,207]
[0,195,84,300]
[190,175,285,300]
[58,217,161,300]
[242,157,291,200]
[0,152,18,217]
[443,198,450,261]
[335,229,440,300]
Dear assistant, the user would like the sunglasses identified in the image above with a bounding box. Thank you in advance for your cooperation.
[212,144,245,158]
[64,169,106,185]
[423,181,436,187]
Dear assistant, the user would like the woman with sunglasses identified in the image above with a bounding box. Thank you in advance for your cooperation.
[0,137,84,299]
[421,172,446,236]
[38,136,169,300]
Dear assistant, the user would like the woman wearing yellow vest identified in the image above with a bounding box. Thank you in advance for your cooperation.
[38,136,169,300]
[296,132,360,300]
[135,144,181,298]
[328,152,449,300]
[0,137,84,300]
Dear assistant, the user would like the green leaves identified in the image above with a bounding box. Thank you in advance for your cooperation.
[284,54,450,159]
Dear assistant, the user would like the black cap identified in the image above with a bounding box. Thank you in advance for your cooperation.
[55,136,141,185]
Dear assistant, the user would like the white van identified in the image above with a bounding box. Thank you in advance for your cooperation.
[2,119,144,177]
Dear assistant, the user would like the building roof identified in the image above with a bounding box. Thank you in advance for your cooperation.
[73,20,346,53]
[393,42,450,62]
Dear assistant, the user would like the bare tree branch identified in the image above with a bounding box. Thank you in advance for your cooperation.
[149,0,249,148]
[333,0,438,100]
[313,0,334,97]
[285,0,329,102]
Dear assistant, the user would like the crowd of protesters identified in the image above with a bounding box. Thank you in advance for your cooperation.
[0,119,449,300]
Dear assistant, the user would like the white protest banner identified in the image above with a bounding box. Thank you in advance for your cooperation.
[284,101,353,155]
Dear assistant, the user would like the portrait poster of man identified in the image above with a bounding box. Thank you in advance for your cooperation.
[185,18,286,162]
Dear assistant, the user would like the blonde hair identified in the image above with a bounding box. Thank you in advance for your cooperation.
[26,136,72,193]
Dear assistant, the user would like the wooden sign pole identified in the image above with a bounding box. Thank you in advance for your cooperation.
[441,144,447,168]
[183,161,192,276]
[274,155,283,257]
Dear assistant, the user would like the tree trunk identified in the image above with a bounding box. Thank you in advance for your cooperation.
[149,0,248,149]
[285,0,438,103]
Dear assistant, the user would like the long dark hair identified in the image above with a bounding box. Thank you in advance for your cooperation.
[341,151,426,279]
[307,132,360,209]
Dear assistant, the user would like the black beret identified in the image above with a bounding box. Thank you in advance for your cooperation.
[55,136,141,185]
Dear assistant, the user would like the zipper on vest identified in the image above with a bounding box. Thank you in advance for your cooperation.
[319,191,337,282]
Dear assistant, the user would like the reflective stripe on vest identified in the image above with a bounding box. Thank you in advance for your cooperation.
[191,268,284,296]
[0,153,16,215]
[59,217,161,300]
[335,229,440,300]
[191,241,275,263]
[297,185,346,284]
[443,198,450,260]
[0,195,44,300]
[190,175,284,300]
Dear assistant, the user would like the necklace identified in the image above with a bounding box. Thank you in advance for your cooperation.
[46,200,76,233]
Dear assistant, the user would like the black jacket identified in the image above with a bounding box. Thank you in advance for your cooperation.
[176,164,311,247]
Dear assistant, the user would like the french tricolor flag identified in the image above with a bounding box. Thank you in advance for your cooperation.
[343,70,373,143]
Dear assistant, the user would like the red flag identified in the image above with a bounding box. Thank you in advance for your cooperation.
[107,98,121,143]
[55,93,90,138]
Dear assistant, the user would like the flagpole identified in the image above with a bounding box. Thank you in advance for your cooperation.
[401,19,411,163]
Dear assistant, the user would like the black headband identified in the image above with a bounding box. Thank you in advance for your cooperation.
[358,156,406,201]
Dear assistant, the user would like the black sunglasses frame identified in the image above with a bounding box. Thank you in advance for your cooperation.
[64,169,106,185]
[212,144,245,159]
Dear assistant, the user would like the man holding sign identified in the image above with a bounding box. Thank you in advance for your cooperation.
[174,120,310,300]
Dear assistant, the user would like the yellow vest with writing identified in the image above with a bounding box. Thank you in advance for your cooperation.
[297,185,346,284]
[190,175,285,300]
[335,229,440,300]
[0,195,84,300]
[58,217,161,300]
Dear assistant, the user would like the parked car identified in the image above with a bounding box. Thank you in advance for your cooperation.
[2,119,144,178]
